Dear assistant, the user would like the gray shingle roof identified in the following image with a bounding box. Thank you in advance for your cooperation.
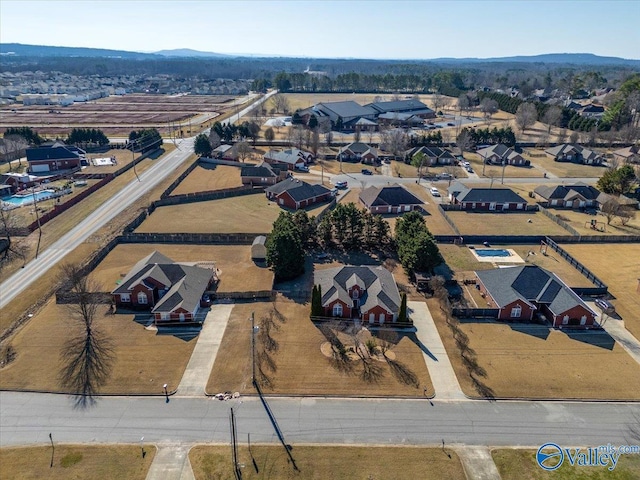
[534,183,600,201]
[316,101,377,119]
[366,100,433,115]
[240,162,282,178]
[26,145,82,161]
[315,265,401,315]
[359,184,423,209]
[476,265,594,316]
[447,182,526,204]
[265,178,330,202]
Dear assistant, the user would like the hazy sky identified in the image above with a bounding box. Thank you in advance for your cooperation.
[1,0,639,59]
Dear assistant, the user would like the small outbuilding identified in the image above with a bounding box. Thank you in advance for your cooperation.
[251,235,267,261]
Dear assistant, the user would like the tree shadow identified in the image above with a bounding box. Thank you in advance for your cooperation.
[387,359,420,388]
[405,332,438,361]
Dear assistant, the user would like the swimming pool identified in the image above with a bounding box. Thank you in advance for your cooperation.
[475,248,511,257]
[1,189,56,207]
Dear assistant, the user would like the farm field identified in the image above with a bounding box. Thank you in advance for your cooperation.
[136,192,333,234]
[445,210,571,236]
[171,164,243,195]
[91,243,273,293]
[0,445,156,480]
[190,445,464,480]
[562,243,640,338]
[0,297,196,394]
[492,448,640,480]
[207,298,433,397]
[427,297,640,400]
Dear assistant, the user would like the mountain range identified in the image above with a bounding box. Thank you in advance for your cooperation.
[1,43,639,66]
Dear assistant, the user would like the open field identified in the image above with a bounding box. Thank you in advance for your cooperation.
[207,298,433,396]
[551,208,640,236]
[523,148,610,178]
[492,448,640,480]
[439,243,596,287]
[92,243,273,293]
[171,164,243,195]
[190,445,464,480]
[0,444,156,480]
[136,192,333,234]
[0,297,196,393]
[563,243,640,338]
[445,210,571,236]
[427,297,640,400]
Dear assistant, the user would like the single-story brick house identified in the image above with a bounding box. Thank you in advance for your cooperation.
[263,148,313,171]
[111,251,217,324]
[338,142,379,164]
[265,177,331,210]
[314,265,402,325]
[359,184,423,214]
[447,182,527,211]
[405,146,455,166]
[533,183,601,208]
[475,265,597,328]
[613,145,640,164]
[476,144,529,166]
[545,144,604,165]
[26,142,85,173]
[240,162,287,186]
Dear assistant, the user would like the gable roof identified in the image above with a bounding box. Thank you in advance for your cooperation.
[545,144,603,161]
[366,99,433,115]
[406,146,455,160]
[359,184,423,208]
[315,265,401,315]
[315,101,377,119]
[265,177,330,202]
[447,182,526,204]
[476,144,522,161]
[26,145,83,162]
[264,148,310,165]
[613,145,639,158]
[476,265,595,317]
[240,161,282,178]
[339,142,375,155]
[534,183,601,201]
[112,251,214,315]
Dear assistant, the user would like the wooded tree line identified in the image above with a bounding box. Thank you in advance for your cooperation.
[128,128,163,152]
[66,128,109,147]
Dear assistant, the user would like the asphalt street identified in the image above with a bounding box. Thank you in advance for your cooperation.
[1,392,639,448]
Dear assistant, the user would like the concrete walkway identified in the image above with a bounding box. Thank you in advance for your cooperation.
[456,446,502,480]
[176,304,234,396]
[146,444,194,480]
[408,301,466,400]
[599,317,640,367]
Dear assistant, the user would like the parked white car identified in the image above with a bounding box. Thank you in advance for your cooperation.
[430,187,441,197]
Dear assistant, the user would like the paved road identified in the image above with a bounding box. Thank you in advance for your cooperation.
[2,392,639,448]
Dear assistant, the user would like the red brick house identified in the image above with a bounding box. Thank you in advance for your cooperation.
[338,142,378,164]
[111,251,218,324]
[447,182,527,211]
[475,265,597,328]
[314,266,402,325]
[265,178,331,210]
[359,184,423,214]
[26,142,85,173]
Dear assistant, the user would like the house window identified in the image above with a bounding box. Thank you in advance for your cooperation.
[517,203,523,210]
[160,312,170,321]
[472,203,476,209]
[333,303,343,317]
[120,293,130,303]
[369,313,375,324]
[137,292,148,305]
[580,315,587,325]
[510,306,522,318]
[562,315,569,325]
[379,313,385,324]
[179,312,186,322]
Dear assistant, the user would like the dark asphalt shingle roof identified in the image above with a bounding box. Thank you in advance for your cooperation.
[359,184,423,208]
[476,265,594,316]
[366,100,433,115]
[316,101,377,119]
[240,162,282,178]
[447,182,526,204]
[26,145,82,161]
[534,183,601,201]
[265,178,330,202]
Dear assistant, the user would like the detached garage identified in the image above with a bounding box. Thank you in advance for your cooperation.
[251,236,267,261]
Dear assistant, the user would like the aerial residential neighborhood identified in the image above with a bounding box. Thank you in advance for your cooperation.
[1,1,640,479]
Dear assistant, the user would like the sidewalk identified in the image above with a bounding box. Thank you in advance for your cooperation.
[146,444,194,480]
[599,318,640,366]
[456,446,502,480]
[408,301,466,400]
[176,304,234,396]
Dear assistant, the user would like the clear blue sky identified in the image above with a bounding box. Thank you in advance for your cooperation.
[1,0,639,59]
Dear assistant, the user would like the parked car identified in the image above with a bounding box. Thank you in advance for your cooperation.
[361,168,373,175]
[295,164,309,172]
[430,187,441,197]
[466,166,474,173]
[447,122,455,126]
[334,181,348,189]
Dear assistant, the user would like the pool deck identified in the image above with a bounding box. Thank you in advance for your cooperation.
[469,248,524,263]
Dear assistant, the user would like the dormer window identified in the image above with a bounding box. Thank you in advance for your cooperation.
[352,289,359,299]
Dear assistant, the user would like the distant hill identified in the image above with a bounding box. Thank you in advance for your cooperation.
[0,43,155,59]
[153,48,231,58]
[430,53,640,67]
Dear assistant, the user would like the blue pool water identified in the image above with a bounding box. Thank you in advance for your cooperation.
[1,189,56,206]
[475,248,511,257]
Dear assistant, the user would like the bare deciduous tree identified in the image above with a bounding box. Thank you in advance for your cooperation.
[271,94,290,114]
[290,126,306,150]
[431,93,446,113]
[235,141,252,162]
[58,263,114,407]
[618,206,636,226]
[601,198,620,225]
[0,207,28,271]
[379,128,408,160]
[542,106,562,136]
[480,98,498,122]
[515,103,538,133]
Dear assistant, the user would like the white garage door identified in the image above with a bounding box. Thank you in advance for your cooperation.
[31,164,50,173]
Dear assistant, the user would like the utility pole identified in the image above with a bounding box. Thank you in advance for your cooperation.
[250,312,256,386]
[501,158,507,185]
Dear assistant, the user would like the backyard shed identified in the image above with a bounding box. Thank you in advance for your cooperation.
[251,236,267,260]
